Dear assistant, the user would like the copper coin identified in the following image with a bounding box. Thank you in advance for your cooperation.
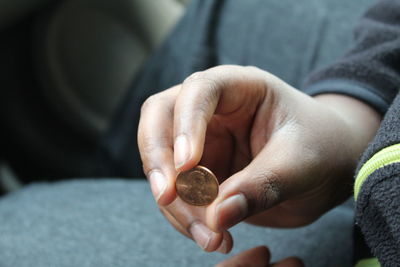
[175,166,219,206]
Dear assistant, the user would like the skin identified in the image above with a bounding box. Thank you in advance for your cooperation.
[216,246,304,267]
[137,65,381,254]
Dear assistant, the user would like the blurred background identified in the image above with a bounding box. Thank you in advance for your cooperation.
[0,0,191,195]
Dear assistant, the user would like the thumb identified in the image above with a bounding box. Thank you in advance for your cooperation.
[206,131,314,231]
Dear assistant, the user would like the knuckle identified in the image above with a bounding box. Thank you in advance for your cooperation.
[141,91,175,118]
[244,65,262,72]
[141,91,174,114]
[183,71,208,83]
[250,170,282,212]
[184,71,219,90]
[182,71,222,120]
[244,65,276,84]
[140,94,158,114]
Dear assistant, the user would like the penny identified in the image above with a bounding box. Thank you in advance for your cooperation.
[175,166,219,206]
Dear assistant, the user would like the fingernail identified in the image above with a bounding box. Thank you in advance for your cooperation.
[189,222,211,250]
[216,238,229,254]
[174,134,191,169]
[216,194,248,230]
[149,171,167,202]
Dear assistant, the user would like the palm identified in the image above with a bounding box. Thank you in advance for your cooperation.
[200,117,251,182]
[199,86,270,183]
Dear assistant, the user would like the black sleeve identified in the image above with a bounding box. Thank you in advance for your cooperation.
[354,93,400,266]
[303,0,400,115]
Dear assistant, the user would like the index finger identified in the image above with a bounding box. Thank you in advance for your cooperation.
[172,65,268,172]
[138,86,180,205]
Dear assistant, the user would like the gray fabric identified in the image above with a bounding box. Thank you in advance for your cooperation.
[0,179,354,267]
[33,0,184,136]
[0,0,375,181]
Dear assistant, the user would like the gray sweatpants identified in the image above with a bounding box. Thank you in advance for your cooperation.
[0,179,354,267]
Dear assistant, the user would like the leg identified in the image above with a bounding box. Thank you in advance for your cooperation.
[0,179,354,267]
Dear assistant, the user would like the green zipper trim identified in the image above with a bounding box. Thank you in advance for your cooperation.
[354,143,400,200]
[354,257,381,267]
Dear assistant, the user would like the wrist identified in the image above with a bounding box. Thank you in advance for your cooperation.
[314,93,381,155]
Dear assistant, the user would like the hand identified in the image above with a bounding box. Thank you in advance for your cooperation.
[216,246,303,267]
[138,65,380,251]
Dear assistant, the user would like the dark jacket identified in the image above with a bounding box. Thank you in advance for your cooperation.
[304,0,400,265]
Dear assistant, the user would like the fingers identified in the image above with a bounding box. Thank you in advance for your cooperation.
[138,66,270,254]
[271,257,304,267]
[159,199,233,253]
[216,230,234,254]
[216,246,303,267]
[215,246,270,267]
[138,86,180,205]
[140,65,271,204]
[206,127,312,231]
[138,85,232,253]
[173,65,268,172]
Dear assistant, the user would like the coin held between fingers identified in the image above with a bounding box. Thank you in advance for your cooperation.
[175,166,219,206]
